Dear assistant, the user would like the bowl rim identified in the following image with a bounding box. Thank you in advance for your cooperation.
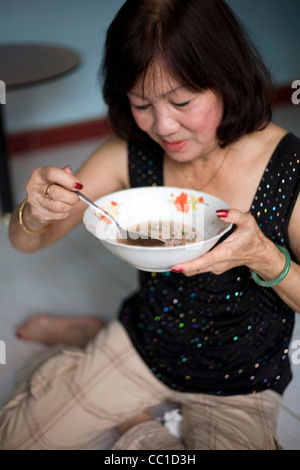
[86,186,232,251]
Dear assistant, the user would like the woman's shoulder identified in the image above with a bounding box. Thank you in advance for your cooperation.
[264,123,300,153]
[265,124,300,166]
[95,135,128,156]
[245,123,300,164]
[89,135,129,171]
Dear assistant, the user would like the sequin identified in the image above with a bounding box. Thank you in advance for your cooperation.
[120,134,299,395]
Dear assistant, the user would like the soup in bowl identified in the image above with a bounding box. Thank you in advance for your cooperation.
[83,186,232,272]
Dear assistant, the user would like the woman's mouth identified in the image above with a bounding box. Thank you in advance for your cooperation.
[162,140,188,152]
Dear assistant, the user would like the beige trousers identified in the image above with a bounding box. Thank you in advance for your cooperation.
[0,320,282,450]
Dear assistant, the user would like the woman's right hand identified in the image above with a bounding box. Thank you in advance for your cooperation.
[25,165,84,227]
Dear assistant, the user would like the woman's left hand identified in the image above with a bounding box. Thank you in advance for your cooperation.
[171,209,284,277]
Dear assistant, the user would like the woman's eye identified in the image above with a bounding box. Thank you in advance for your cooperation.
[173,101,191,107]
[134,104,151,111]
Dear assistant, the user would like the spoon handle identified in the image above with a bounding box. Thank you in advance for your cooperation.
[76,191,117,226]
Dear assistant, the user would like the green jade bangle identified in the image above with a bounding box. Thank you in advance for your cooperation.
[251,245,291,287]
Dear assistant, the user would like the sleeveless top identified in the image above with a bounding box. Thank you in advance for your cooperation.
[118,133,300,396]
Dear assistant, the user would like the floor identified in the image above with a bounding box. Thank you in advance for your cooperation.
[0,103,300,449]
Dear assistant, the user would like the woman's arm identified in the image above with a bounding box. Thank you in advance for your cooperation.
[172,198,300,314]
[9,136,128,253]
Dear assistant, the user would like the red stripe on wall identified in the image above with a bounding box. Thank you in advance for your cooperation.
[7,85,294,156]
[7,117,113,156]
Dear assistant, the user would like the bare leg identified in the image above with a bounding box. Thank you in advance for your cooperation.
[117,410,154,435]
[113,409,185,450]
[16,314,105,348]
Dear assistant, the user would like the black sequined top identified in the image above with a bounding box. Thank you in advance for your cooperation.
[119,133,300,395]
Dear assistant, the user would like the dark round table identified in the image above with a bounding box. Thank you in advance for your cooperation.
[0,44,80,215]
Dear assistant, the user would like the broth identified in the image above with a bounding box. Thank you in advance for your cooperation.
[118,220,203,247]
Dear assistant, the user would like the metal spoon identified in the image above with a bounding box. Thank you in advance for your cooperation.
[77,191,166,247]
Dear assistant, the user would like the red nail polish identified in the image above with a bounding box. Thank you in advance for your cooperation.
[171,267,184,273]
[74,182,83,190]
[216,210,229,218]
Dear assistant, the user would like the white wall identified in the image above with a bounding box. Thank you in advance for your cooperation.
[0,0,124,133]
[0,0,299,134]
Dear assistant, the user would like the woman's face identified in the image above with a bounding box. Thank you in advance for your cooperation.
[127,62,224,162]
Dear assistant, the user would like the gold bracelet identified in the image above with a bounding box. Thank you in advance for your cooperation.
[18,198,52,235]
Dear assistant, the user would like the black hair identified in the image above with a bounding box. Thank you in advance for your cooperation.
[101,0,274,147]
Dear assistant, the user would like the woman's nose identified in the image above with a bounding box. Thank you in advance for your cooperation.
[153,109,180,136]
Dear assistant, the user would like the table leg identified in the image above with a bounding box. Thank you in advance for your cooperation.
[0,106,13,214]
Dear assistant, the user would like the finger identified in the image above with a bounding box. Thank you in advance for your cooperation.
[41,166,83,192]
[45,183,79,205]
[171,241,232,276]
[44,198,76,216]
[171,251,216,276]
[216,208,249,226]
[28,194,72,224]
[63,164,73,174]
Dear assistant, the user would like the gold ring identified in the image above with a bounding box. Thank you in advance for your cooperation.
[45,183,52,198]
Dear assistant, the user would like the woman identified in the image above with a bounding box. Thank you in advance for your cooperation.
[1,0,300,450]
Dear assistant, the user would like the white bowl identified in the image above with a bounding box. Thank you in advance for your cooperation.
[83,187,232,272]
